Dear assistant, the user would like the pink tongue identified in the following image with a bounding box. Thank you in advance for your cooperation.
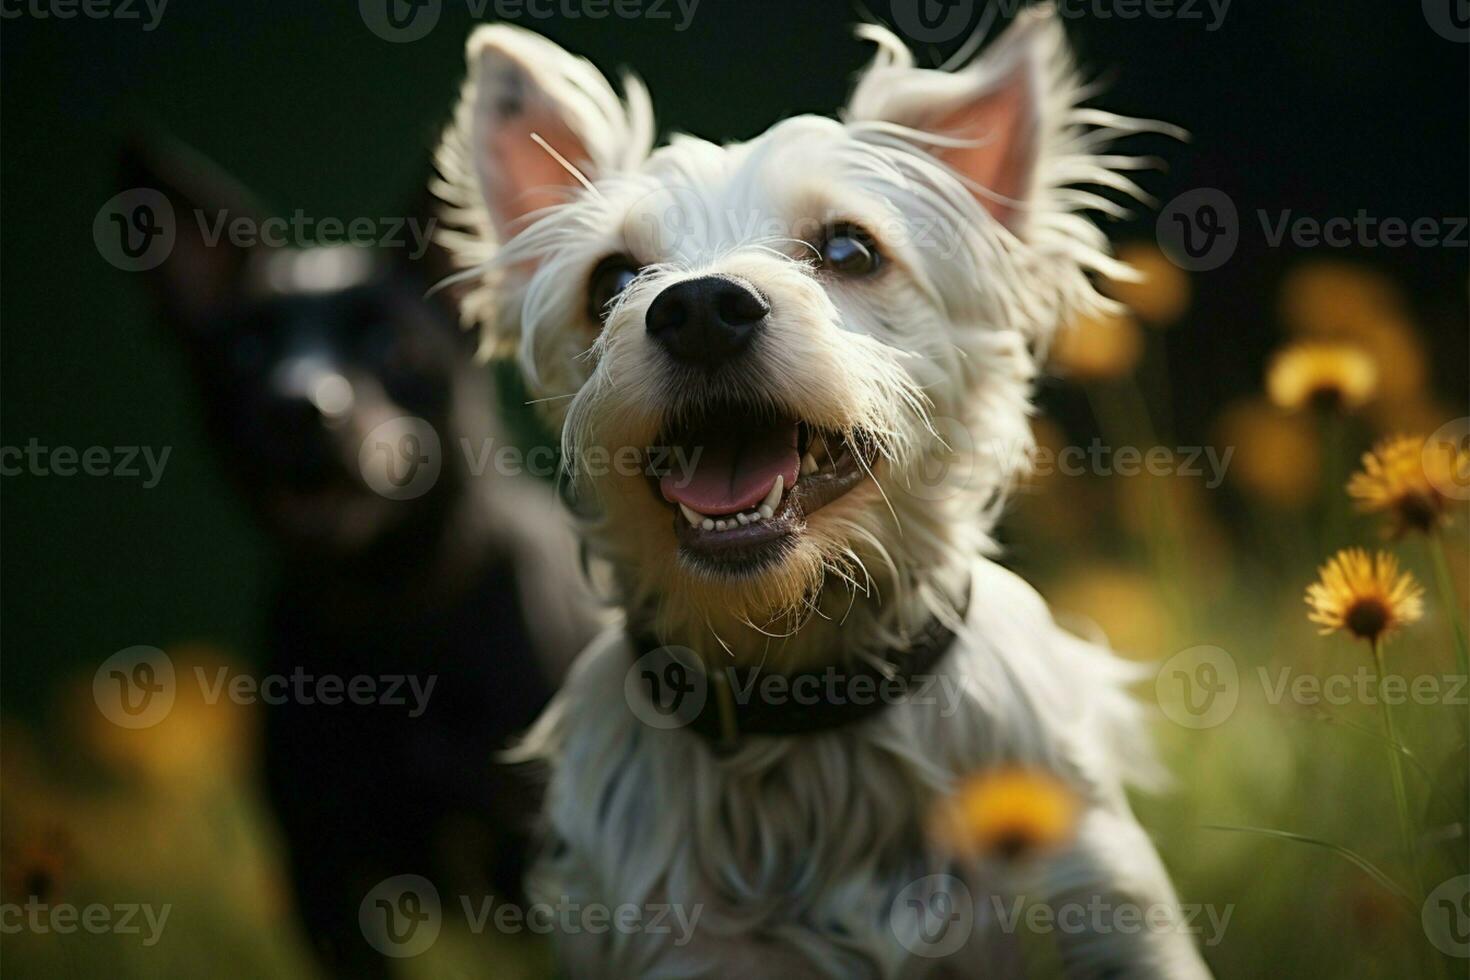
[660,420,800,515]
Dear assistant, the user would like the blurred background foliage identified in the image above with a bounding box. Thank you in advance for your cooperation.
[2,1,1467,977]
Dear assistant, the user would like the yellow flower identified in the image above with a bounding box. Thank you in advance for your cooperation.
[1213,398,1320,508]
[1266,341,1377,413]
[1103,243,1191,327]
[1051,310,1143,381]
[1305,548,1424,642]
[69,645,255,788]
[931,769,1079,862]
[1279,263,1427,413]
[1348,434,1467,536]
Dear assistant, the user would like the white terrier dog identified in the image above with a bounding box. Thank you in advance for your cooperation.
[435,7,1212,977]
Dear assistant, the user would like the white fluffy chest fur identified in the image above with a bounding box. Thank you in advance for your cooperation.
[516,559,1210,979]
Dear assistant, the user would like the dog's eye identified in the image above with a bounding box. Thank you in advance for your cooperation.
[819,226,881,277]
[588,256,641,323]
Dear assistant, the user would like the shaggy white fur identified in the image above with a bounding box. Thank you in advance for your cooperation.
[435,6,1211,977]
[520,560,1210,978]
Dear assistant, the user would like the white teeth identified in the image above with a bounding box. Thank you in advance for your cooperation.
[684,484,782,534]
[801,453,818,476]
[761,474,784,513]
[694,511,768,532]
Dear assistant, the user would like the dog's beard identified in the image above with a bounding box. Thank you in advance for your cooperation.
[558,388,976,662]
[571,462,903,650]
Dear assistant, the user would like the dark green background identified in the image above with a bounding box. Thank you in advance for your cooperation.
[2,1,1466,717]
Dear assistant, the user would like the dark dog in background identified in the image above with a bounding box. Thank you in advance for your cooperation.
[122,141,601,976]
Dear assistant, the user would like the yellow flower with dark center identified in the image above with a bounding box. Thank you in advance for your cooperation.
[1305,548,1423,642]
[1348,434,1467,536]
[1266,341,1378,413]
[932,768,1079,862]
[1278,263,1425,410]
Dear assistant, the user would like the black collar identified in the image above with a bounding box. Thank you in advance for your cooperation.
[627,582,968,753]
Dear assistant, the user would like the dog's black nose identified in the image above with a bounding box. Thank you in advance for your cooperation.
[645,275,769,367]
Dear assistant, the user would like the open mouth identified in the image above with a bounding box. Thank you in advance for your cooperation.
[651,404,879,574]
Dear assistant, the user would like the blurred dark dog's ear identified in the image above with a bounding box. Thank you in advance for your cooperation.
[119,136,266,328]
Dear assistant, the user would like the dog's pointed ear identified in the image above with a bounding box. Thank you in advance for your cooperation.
[453,25,654,243]
[119,136,264,328]
[845,8,1064,232]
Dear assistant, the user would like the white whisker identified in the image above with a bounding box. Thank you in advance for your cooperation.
[529,132,602,198]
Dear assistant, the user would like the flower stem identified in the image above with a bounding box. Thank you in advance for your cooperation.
[1370,638,1422,905]
[1320,412,1347,552]
[1426,532,1469,682]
